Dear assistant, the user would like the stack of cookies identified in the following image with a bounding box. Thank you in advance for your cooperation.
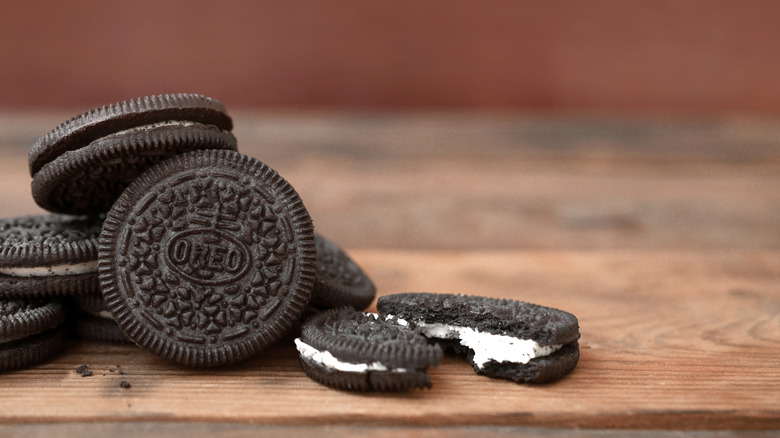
[2,94,376,370]
[1,93,579,390]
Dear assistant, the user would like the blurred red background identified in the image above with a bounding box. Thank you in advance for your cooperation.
[1,0,779,111]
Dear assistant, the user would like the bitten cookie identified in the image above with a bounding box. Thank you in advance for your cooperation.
[0,214,102,297]
[30,93,237,214]
[295,307,442,391]
[377,293,580,384]
[99,149,316,367]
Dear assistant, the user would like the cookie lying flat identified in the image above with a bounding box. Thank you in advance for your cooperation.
[295,307,442,391]
[1,297,67,371]
[0,327,65,371]
[0,214,102,297]
[377,293,580,384]
[1,297,66,343]
[30,93,236,215]
[310,233,376,311]
[99,149,315,367]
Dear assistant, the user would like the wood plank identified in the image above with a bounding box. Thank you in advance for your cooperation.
[1,250,778,429]
[1,112,779,250]
[0,423,778,438]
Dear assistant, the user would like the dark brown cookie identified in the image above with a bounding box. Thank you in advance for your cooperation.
[0,297,66,343]
[29,93,232,177]
[74,313,133,344]
[0,214,102,297]
[99,150,316,367]
[32,121,237,215]
[310,233,376,311]
[296,307,442,391]
[377,293,581,384]
[0,328,64,371]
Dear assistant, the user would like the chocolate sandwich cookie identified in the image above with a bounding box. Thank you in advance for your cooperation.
[99,149,316,367]
[311,234,376,311]
[377,293,580,384]
[1,297,66,343]
[0,327,65,371]
[31,94,237,215]
[74,313,133,344]
[1,297,67,371]
[72,293,131,344]
[295,307,443,391]
[0,214,102,297]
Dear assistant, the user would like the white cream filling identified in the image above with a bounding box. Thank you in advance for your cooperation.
[294,338,407,373]
[386,316,562,368]
[0,260,98,277]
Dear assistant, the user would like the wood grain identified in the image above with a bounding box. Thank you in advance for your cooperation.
[1,250,778,429]
[0,112,778,434]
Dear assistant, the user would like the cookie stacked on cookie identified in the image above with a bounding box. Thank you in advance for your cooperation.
[1,93,377,371]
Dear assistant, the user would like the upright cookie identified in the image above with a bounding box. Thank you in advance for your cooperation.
[0,214,102,297]
[377,293,580,384]
[311,234,376,311]
[99,150,316,367]
[30,94,237,215]
[295,307,442,391]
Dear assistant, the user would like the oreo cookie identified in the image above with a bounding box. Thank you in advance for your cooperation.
[1,297,66,343]
[0,214,102,297]
[0,328,64,371]
[377,293,580,384]
[30,93,237,215]
[295,307,443,391]
[99,149,316,367]
[1,297,67,371]
[72,293,131,344]
[311,234,376,311]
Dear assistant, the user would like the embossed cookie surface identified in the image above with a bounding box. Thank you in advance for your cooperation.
[296,307,442,391]
[311,234,375,310]
[98,150,316,367]
[32,122,237,214]
[0,214,102,297]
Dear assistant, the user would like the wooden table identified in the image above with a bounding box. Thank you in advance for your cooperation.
[0,112,778,436]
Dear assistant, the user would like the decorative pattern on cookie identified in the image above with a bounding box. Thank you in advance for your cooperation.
[32,121,237,214]
[0,297,66,343]
[296,307,442,391]
[29,93,232,176]
[99,149,315,367]
[311,234,376,310]
[377,293,580,384]
[0,214,102,297]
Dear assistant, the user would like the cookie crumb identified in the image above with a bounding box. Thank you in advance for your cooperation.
[119,380,131,389]
[75,365,93,377]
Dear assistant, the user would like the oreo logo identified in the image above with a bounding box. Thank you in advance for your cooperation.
[165,229,250,285]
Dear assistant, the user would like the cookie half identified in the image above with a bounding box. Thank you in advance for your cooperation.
[0,214,102,297]
[29,93,232,176]
[377,293,580,384]
[32,121,237,214]
[99,149,316,367]
[311,234,376,311]
[296,307,442,391]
